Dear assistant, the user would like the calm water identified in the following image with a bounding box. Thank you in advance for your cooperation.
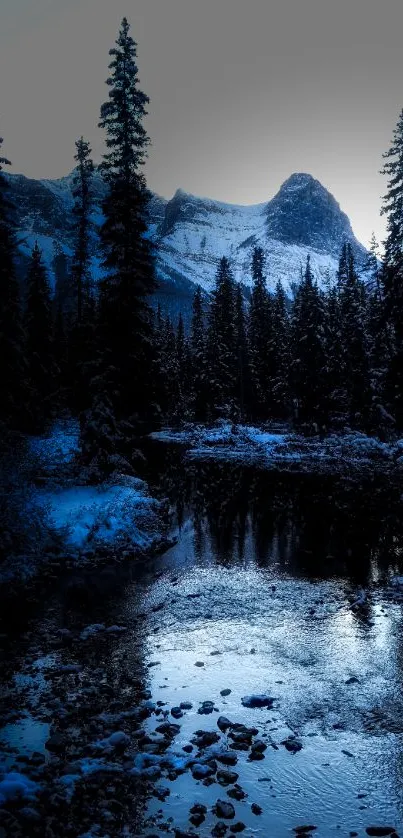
[2,445,403,837]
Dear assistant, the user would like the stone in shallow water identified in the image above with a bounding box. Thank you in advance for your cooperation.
[191,763,215,780]
[365,829,397,837]
[195,661,205,667]
[193,730,220,748]
[281,736,303,753]
[197,701,215,715]
[293,828,317,834]
[155,722,181,737]
[214,800,236,819]
[241,694,274,708]
[251,803,262,815]
[251,740,267,753]
[217,716,233,732]
[215,752,238,766]
[171,707,184,719]
[189,802,207,826]
[227,786,247,801]
[220,689,231,697]
[190,803,207,815]
[230,824,246,833]
[217,769,239,786]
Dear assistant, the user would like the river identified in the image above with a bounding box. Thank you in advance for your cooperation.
[1,443,403,837]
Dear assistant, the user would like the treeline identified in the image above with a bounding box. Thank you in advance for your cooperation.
[1,17,403,472]
[156,242,390,434]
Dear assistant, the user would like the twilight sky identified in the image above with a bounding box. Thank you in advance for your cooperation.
[1,0,402,248]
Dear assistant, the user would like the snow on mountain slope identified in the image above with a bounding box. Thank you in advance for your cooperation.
[155,174,367,294]
[6,170,367,298]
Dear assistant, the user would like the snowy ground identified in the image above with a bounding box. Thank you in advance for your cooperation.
[151,422,403,475]
[0,421,170,589]
[36,475,166,555]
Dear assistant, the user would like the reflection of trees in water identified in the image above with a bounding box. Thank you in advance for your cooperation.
[147,444,403,582]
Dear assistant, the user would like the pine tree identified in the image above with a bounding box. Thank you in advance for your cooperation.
[69,137,96,413]
[175,312,192,417]
[380,109,403,425]
[25,243,55,429]
[234,285,252,421]
[71,137,95,326]
[323,277,344,425]
[206,257,237,417]
[97,16,156,425]
[52,241,72,325]
[249,246,272,418]
[291,255,327,429]
[270,280,290,418]
[338,244,372,426]
[160,316,181,419]
[190,285,208,420]
[0,137,27,430]
[364,235,390,408]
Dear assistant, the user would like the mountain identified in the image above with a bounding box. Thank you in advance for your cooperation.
[6,169,367,322]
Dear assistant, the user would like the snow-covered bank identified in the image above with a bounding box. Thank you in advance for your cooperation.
[37,475,166,554]
[0,422,170,591]
[151,422,403,475]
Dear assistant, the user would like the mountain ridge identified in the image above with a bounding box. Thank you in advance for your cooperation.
[5,169,368,322]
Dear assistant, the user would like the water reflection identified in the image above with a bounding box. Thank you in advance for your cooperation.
[147,443,403,583]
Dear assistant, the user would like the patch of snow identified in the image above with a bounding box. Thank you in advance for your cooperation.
[150,425,402,476]
[36,476,164,553]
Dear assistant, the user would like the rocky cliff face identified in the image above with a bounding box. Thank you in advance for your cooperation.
[6,169,367,320]
[265,173,360,256]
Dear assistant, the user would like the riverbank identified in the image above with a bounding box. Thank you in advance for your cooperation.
[0,419,172,596]
[151,422,403,476]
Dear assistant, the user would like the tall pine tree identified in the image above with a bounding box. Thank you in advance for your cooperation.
[291,255,327,429]
[206,257,237,417]
[249,247,272,418]
[190,285,208,420]
[234,285,252,421]
[97,17,157,426]
[69,137,96,412]
[25,243,54,429]
[380,109,403,425]
[337,244,372,426]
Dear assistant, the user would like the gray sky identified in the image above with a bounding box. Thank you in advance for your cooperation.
[1,0,402,248]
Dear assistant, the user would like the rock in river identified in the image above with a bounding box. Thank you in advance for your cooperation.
[241,694,275,708]
[214,799,236,819]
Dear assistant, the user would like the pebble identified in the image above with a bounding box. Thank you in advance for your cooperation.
[217,769,239,786]
[191,763,215,780]
[212,823,229,837]
[281,736,303,753]
[217,716,232,732]
[214,800,236,819]
[241,694,275,708]
[227,786,247,801]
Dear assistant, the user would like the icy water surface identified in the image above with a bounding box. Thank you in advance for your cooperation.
[2,449,403,837]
